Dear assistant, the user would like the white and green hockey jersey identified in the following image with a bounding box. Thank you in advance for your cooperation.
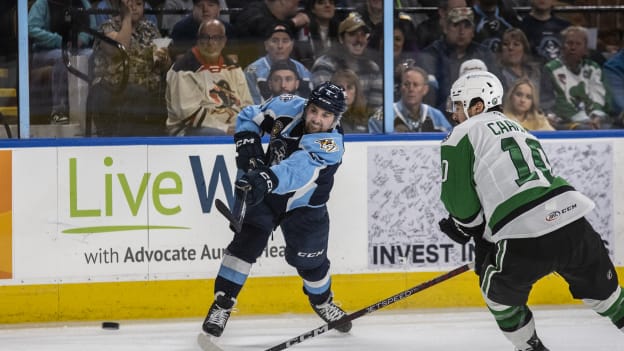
[440,111,594,242]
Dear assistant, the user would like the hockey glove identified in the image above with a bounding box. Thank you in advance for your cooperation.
[234,131,265,171]
[438,215,471,245]
[235,167,279,207]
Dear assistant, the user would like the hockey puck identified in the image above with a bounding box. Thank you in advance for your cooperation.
[102,321,120,330]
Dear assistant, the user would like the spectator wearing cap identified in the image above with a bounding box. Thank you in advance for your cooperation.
[244,25,312,104]
[266,59,301,98]
[417,6,496,112]
[169,0,234,60]
[232,0,310,67]
[415,0,467,50]
[165,19,253,136]
[311,12,383,110]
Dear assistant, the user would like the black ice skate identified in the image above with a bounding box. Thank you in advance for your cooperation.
[516,331,549,351]
[311,296,352,333]
[202,292,236,337]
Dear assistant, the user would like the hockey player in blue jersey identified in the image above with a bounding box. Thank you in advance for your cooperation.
[201,82,352,339]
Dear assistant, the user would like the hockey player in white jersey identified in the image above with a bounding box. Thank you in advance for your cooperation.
[438,71,624,351]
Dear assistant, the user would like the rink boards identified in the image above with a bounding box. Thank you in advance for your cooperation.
[0,132,623,323]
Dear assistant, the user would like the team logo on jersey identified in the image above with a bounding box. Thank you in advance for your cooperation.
[271,119,285,137]
[557,73,566,85]
[315,138,339,153]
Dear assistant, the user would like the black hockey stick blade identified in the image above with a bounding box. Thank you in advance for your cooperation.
[214,185,249,233]
[197,333,224,351]
[264,262,474,351]
[215,198,243,233]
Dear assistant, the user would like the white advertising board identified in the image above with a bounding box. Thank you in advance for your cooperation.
[366,139,615,270]
[2,136,621,286]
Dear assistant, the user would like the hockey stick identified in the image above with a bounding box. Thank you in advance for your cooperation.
[264,262,474,351]
[214,184,250,233]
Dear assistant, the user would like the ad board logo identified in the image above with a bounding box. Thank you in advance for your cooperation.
[0,150,12,279]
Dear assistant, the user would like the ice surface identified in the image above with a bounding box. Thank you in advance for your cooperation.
[0,307,621,351]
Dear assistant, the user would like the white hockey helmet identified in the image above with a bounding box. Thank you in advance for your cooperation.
[448,70,504,118]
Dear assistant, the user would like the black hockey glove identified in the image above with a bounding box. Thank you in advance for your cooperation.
[438,215,471,245]
[234,131,265,171]
[235,167,279,207]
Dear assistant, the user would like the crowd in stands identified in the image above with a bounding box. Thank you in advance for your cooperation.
[25,0,624,136]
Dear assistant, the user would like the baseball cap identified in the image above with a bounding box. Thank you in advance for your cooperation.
[269,59,300,80]
[447,7,474,25]
[338,12,370,35]
[265,24,295,41]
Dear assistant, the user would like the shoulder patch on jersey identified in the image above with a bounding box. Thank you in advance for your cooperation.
[315,138,339,153]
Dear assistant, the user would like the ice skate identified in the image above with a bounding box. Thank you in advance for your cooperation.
[311,296,352,333]
[201,292,236,337]
[515,331,549,351]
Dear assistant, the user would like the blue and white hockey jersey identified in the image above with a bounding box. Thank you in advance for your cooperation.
[235,94,344,211]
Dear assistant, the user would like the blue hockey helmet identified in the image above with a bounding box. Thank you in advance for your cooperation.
[305,81,348,123]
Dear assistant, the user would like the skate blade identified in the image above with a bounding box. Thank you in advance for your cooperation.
[197,332,224,351]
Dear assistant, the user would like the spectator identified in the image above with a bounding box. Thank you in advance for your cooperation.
[232,0,309,67]
[519,0,570,63]
[266,59,302,98]
[353,0,383,62]
[311,12,383,110]
[244,25,312,104]
[541,26,612,130]
[417,7,496,112]
[89,0,171,136]
[93,0,158,29]
[331,69,370,133]
[28,0,95,124]
[603,48,624,126]
[166,19,252,136]
[169,0,234,61]
[295,0,341,69]
[497,27,541,92]
[394,12,418,63]
[414,0,467,50]
[503,77,555,131]
[471,0,521,53]
[393,13,419,100]
[369,65,451,133]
